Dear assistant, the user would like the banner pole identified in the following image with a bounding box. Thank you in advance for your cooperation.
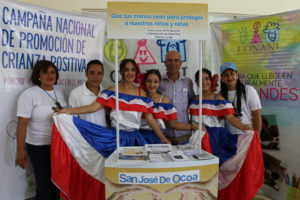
[199,40,203,154]
[115,39,120,150]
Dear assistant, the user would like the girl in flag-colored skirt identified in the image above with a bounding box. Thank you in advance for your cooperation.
[218,63,264,200]
[191,69,264,200]
[59,59,171,150]
[190,69,252,165]
[140,69,199,144]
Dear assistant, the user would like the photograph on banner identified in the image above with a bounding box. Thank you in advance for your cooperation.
[0,1,105,89]
[107,2,208,40]
[261,114,279,150]
[221,11,300,200]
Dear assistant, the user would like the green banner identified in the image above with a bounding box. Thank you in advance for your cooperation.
[222,12,300,200]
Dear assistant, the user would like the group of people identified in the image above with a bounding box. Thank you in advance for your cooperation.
[15,50,263,199]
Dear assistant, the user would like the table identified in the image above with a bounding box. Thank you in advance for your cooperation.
[105,147,219,200]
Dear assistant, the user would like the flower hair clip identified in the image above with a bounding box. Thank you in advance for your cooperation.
[134,64,146,90]
[211,74,219,92]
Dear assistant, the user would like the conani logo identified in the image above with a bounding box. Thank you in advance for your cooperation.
[237,21,280,55]
[119,170,199,184]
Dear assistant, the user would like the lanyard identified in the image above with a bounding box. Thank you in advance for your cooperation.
[40,87,63,110]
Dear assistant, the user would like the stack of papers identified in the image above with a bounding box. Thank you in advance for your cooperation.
[177,144,199,155]
[145,144,172,153]
[117,147,150,163]
[118,154,150,163]
[149,154,166,163]
[120,147,146,155]
[168,150,190,162]
[191,151,215,160]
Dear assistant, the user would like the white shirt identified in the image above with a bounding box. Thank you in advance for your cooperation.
[110,110,142,131]
[68,82,106,126]
[225,85,262,134]
[17,86,67,145]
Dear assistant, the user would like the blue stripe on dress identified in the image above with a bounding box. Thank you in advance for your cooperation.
[190,99,233,106]
[205,126,238,166]
[111,127,147,147]
[140,129,162,144]
[153,103,175,110]
[73,117,147,158]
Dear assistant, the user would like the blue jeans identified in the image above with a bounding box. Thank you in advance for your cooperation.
[26,143,60,200]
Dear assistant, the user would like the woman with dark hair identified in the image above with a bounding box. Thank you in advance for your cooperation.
[59,59,170,146]
[140,69,199,144]
[220,62,262,135]
[191,68,264,200]
[190,69,252,164]
[16,60,66,200]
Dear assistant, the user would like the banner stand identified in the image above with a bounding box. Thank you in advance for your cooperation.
[198,40,203,153]
[114,39,120,150]
[105,2,219,199]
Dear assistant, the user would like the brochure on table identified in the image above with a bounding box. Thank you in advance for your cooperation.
[105,146,219,200]
[106,145,219,168]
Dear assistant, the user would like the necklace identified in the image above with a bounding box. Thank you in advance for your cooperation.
[40,87,63,110]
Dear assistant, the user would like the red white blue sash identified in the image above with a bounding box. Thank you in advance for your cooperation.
[189,99,235,116]
[97,89,153,113]
[152,103,177,121]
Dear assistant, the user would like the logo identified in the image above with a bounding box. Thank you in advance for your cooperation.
[251,22,262,44]
[237,21,280,55]
[119,170,199,184]
[157,40,186,62]
[104,39,127,63]
[238,26,249,45]
[263,22,280,43]
[134,39,156,65]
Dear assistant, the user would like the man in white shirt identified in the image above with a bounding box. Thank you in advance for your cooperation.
[68,60,106,126]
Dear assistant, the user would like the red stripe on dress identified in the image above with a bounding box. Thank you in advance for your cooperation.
[190,108,235,116]
[202,132,213,154]
[97,97,153,113]
[153,112,177,121]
